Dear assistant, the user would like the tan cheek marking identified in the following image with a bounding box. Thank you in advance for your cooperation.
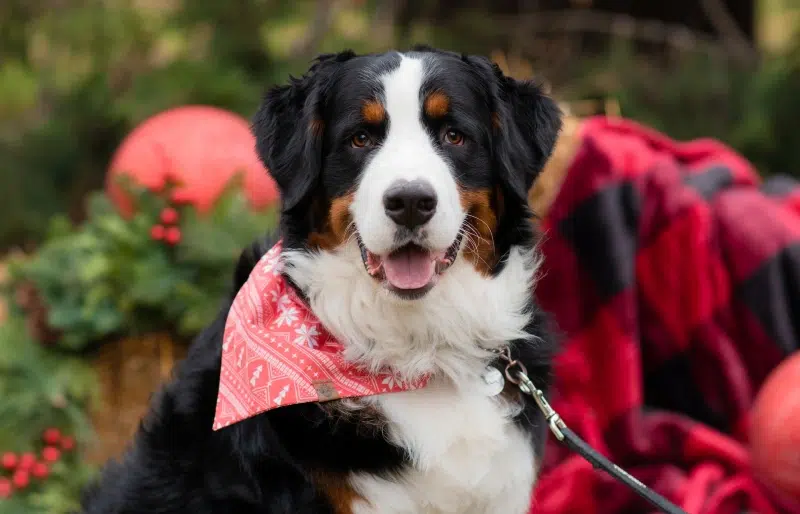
[424,91,449,118]
[308,193,354,250]
[459,188,498,275]
[492,112,501,130]
[312,471,363,514]
[361,100,386,124]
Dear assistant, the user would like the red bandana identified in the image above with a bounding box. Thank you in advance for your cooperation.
[213,242,428,430]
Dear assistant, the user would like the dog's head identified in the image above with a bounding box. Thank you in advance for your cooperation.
[254,47,561,301]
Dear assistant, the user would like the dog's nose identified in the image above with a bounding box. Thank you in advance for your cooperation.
[383,179,437,229]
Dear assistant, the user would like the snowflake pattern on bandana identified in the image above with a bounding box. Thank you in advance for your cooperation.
[213,242,428,431]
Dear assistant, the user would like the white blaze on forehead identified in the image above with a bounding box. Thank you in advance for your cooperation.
[382,56,427,153]
[351,55,464,255]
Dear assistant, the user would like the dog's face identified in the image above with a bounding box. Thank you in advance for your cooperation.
[254,47,561,300]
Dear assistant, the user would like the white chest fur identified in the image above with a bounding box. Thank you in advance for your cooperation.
[283,242,542,512]
[350,378,536,514]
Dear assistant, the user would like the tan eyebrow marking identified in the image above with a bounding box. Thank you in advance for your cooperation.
[424,91,450,118]
[361,100,386,124]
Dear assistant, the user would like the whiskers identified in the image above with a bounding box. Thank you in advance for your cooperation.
[458,218,494,272]
[342,221,359,247]
[464,213,496,250]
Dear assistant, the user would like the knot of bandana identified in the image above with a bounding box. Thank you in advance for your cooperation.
[213,242,428,430]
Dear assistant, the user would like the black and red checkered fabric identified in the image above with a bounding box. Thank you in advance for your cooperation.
[531,117,800,514]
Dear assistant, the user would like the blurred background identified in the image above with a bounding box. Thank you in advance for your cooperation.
[1,0,799,252]
[1,0,799,513]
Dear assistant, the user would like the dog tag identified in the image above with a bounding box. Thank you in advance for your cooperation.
[481,366,505,397]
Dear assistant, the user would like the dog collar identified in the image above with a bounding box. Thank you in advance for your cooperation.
[213,242,428,430]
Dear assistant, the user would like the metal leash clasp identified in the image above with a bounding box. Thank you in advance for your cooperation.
[492,346,688,514]
[495,347,565,441]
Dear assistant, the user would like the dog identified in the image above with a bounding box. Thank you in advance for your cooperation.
[80,45,562,514]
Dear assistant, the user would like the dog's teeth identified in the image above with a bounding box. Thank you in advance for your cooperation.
[436,260,452,274]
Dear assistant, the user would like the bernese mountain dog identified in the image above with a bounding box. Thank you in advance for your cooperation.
[81,46,563,514]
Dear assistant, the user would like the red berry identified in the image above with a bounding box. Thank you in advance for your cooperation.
[31,462,49,479]
[0,478,11,498]
[150,224,166,241]
[41,446,60,463]
[1,452,17,470]
[43,427,61,445]
[60,436,75,451]
[164,227,181,245]
[18,452,36,470]
[160,207,179,225]
[12,469,29,489]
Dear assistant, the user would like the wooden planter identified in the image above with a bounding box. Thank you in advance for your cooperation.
[87,333,187,464]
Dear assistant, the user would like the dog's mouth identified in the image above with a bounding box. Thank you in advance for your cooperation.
[356,232,463,299]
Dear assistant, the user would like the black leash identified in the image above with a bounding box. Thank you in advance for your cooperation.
[494,348,688,514]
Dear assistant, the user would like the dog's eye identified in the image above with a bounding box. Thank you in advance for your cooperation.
[443,128,464,146]
[351,131,372,148]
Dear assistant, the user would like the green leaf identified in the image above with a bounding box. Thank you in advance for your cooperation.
[91,304,125,334]
[78,254,112,283]
[47,305,84,330]
[85,191,116,219]
[93,215,140,247]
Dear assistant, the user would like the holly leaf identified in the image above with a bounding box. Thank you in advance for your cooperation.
[90,304,125,334]
[47,304,83,330]
[85,191,116,219]
[128,252,185,306]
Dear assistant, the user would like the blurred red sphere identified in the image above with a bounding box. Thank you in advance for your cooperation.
[1,452,17,470]
[106,105,279,216]
[60,436,75,451]
[0,477,11,498]
[12,470,29,489]
[160,207,179,225]
[164,227,182,246]
[31,462,49,480]
[150,224,166,241]
[42,427,61,445]
[41,446,60,463]
[751,352,800,500]
[18,453,36,470]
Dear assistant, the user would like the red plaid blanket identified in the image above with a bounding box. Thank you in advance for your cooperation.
[532,117,800,514]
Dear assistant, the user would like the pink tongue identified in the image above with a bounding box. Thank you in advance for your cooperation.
[383,247,435,290]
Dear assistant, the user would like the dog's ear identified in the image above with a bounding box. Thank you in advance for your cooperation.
[252,51,356,213]
[466,56,562,208]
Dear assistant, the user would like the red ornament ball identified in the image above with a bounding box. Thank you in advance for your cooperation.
[43,427,61,445]
[160,207,179,225]
[0,477,11,498]
[107,105,279,217]
[41,446,60,463]
[751,352,800,500]
[12,469,29,489]
[18,452,36,470]
[31,462,49,480]
[61,436,75,451]
[1,452,17,470]
[164,227,182,245]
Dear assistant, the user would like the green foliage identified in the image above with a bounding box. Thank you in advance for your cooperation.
[0,0,287,251]
[561,38,800,178]
[0,316,98,514]
[0,179,275,511]
[8,178,277,352]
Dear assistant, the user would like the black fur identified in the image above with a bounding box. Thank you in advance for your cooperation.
[253,47,561,271]
[80,47,561,513]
